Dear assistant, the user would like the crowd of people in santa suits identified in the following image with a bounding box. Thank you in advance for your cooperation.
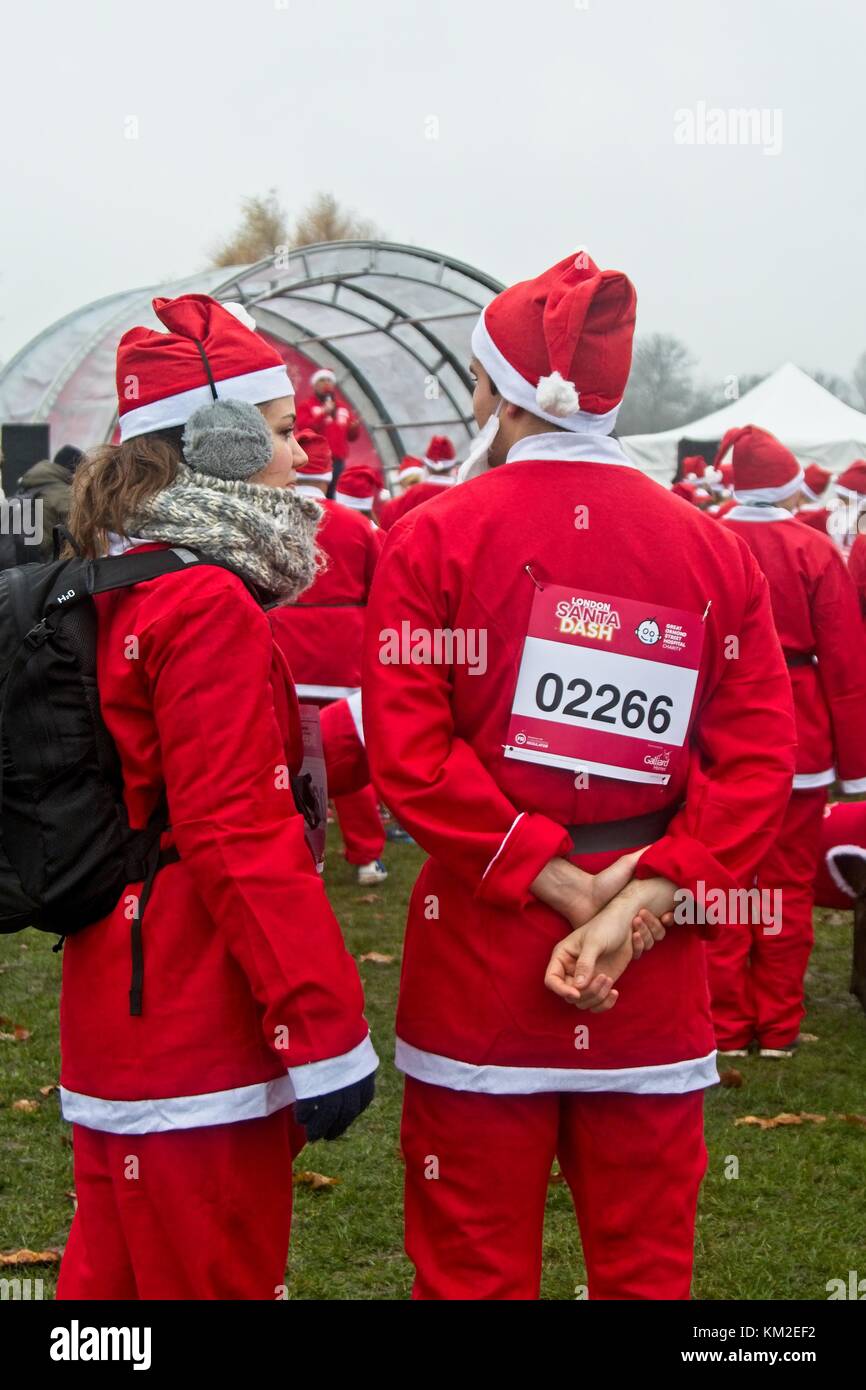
[50,253,866,1303]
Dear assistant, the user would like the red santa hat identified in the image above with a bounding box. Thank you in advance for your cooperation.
[311,367,338,388]
[398,455,425,484]
[471,249,636,434]
[671,480,699,504]
[835,459,866,501]
[294,428,333,483]
[714,425,803,504]
[424,436,457,474]
[116,296,292,442]
[719,460,734,488]
[681,455,706,481]
[801,461,832,502]
[335,464,380,512]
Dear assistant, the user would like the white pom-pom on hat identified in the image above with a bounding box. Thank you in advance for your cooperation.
[536,371,581,418]
[221,301,258,332]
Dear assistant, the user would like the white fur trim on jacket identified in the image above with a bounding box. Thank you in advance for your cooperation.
[793,768,836,790]
[471,310,621,435]
[840,776,866,795]
[59,1036,379,1135]
[395,1039,719,1095]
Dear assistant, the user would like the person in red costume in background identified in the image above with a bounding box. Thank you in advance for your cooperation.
[271,431,387,887]
[830,459,866,556]
[363,248,797,1300]
[378,436,458,532]
[796,461,833,534]
[708,425,866,1058]
[295,367,360,499]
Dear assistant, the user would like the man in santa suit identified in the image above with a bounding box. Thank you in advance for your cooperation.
[707,426,866,1057]
[362,250,797,1300]
[295,367,360,498]
[378,436,458,532]
[271,432,387,886]
[796,461,833,533]
[829,459,866,555]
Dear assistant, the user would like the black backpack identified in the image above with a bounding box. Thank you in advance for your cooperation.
[0,545,216,1013]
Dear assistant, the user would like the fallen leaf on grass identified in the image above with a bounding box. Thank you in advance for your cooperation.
[293,1170,340,1191]
[719,1069,744,1088]
[38,1085,58,1097]
[548,1167,567,1186]
[837,1113,866,1127]
[356,894,380,904]
[0,1025,31,1042]
[735,1112,826,1130]
[359,952,395,965]
[0,1249,60,1267]
[799,1033,819,1043]
[11,1099,39,1114]
[65,1190,78,1212]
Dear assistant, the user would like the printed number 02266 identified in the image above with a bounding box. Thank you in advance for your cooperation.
[535,673,673,735]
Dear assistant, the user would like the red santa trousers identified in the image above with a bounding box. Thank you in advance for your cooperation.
[332,785,385,865]
[704,786,827,1050]
[401,1077,707,1300]
[57,1108,306,1300]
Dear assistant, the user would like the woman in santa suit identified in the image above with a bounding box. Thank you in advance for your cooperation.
[362,250,797,1300]
[710,426,866,1057]
[56,296,376,1300]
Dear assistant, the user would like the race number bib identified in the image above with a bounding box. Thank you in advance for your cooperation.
[504,586,705,785]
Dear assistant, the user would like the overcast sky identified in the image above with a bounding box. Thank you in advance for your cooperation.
[1,0,863,389]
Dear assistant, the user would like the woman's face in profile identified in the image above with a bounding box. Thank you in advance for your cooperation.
[251,397,307,487]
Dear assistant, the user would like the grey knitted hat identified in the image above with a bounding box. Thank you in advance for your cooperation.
[182,397,273,481]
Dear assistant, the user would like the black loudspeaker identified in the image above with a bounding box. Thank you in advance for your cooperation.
[1,424,51,496]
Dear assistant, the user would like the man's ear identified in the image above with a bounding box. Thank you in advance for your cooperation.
[503,401,524,422]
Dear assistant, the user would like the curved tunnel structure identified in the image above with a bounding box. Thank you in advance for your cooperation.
[0,241,503,484]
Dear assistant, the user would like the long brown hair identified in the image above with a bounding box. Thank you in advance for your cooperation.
[68,428,185,558]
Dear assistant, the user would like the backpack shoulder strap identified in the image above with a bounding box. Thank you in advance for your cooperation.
[86,547,209,596]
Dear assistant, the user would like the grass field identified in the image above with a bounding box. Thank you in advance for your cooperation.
[1,829,864,1301]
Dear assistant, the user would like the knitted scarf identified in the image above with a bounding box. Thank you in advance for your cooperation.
[125,463,323,604]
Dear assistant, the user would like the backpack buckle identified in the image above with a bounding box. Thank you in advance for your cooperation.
[23,620,49,651]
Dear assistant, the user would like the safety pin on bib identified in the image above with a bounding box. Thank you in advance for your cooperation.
[525,564,545,592]
[701,600,712,623]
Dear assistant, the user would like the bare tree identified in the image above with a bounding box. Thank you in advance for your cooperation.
[853,351,866,411]
[209,190,290,268]
[208,190,382,268]
[616,334,699,435]
[291,192,380,247]
[810,368,856,406]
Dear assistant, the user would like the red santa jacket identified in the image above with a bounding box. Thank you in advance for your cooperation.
[378,476,456,532]
[296,393,359,461]
[59,548,376,1134]
[848,533,866,629]
[362,434,797,1097]
[321,692,369,797]
[722,505,866,791]
[269,494,382,699]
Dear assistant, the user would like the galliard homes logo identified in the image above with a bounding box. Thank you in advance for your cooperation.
[555,596,621,643]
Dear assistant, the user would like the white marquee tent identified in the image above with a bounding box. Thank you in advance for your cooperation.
[621,363,866,482]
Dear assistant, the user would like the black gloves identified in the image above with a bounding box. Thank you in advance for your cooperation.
[295,1073,375,1143]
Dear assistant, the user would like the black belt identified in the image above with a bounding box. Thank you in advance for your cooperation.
[785,652,815,669]
[565,806,679,855]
